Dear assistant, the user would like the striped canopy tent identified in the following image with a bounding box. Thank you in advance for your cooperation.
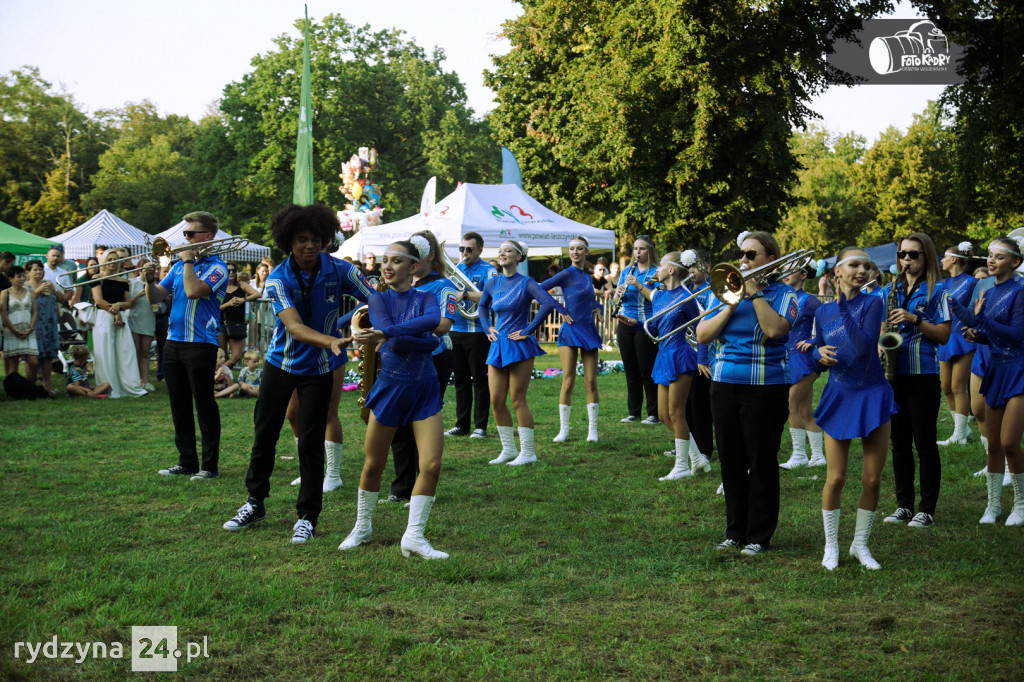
[51,209,153,260]
[155,222,271,263]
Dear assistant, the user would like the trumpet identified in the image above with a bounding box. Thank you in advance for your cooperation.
[438,241,480,319]
[643,249,814,343]
[62,235,251,286]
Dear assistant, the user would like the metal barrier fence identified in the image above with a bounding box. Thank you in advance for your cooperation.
[244,294,621,354]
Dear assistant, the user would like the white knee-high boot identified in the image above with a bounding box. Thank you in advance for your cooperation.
[338,488,378,550]
[939,412,970,445]
[508,427,537,465]
[1006,473,1024,526]
[849,508,881,569]
[553,404,571,442]
[807,430,826,467]
[489,426,518,464]
[781,428,808,469]
[400,495,449,560]
[323,440,343,492]
[689,443,712,474]
[660,439,693,480]
[822,508,840,570]
[586,403,599,442]
[291,436,302,486]
[980,472,1002,524]
[974,437,990,476]
[1004,459,1013,487]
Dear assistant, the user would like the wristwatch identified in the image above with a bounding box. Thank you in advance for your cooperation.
[182,259,195,265]
[750,291,765,301]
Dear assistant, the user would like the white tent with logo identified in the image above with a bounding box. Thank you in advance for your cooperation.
[154,221,271,263]
[352,183,615,262]
[51,209,153,260]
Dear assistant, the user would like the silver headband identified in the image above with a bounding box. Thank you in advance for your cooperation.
[501,241,524,256]
[384,248,419,262]
[835,255,873,268]
[989,242,1022,258]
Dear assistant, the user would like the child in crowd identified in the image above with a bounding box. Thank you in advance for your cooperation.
[65,344,110,398]
[214,348,238,398]
[237,349,262,398]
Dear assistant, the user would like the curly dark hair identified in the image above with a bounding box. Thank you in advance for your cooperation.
[269,204,340,254]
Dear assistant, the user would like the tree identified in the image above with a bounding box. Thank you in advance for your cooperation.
[485,0,893,260]
[776,127,872,257]
[17,153,84,235]
[214,14,499,248]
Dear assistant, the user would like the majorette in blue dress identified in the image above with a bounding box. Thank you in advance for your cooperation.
[539,266,602,352]
[811,293,898,440]
[362,287,443,426]
[950,278,1024,408]
[477,272,560,370]
[649,286,700,385]
[787,289,823,383]
[937,272,978,362]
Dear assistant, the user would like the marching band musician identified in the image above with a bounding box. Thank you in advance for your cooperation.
[221,204,361,543]
[539,235,604,443]
[479,240,562,466]
[881,232,951,529]
[780,263,826,470]
[636,251,713,481]
[805,248,897,570]
[696,231,798,557]
[949,236,1024,527]
[936,242,978,446]
[339,238,449,559]
[615,235,662,425]
[686,249,716,464]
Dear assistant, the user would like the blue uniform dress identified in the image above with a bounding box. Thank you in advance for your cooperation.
[478,273,559,370]
[812,293,897,439]
[246,253,374,525]
[539,266,602,351]
[363,287,443,426]
[328,261,374,371]
[787,289,823,383]
[968,273,1023,379]
[951,278,1024,408]
[937,272,978,361]
[650,286,700,385]
[415,272,459,358]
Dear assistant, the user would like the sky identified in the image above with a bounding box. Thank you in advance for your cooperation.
[0,0,944,144]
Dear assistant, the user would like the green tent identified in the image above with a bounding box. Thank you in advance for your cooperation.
[0,219,62,256]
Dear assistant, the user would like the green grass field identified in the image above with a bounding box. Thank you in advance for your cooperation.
[1,349,1022,680]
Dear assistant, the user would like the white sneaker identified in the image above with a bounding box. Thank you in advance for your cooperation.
[470,429,487,439]
[641,416,662,425]
[291,519,315,544]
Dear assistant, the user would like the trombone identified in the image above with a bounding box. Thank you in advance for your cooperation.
[643,249,814,343]
[61,235,251,286]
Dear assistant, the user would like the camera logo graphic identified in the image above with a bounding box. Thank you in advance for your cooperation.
[869,20,950,75]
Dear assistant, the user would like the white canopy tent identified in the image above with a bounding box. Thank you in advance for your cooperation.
[155,221,271,263]
[51,209,152,260]
[350,183,615,262]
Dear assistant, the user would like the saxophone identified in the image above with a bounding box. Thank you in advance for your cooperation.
[353,279,390,424]
[879,271,904,384]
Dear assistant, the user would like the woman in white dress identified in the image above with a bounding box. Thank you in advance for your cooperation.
[127,265,157,391]
[91,252,147,398]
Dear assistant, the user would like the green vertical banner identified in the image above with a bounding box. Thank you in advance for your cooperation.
[292,5,314,205]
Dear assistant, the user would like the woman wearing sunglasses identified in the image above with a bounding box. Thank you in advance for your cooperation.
[615,235,662,424]
[696,231,798,557]
[948,236,1024,526]
[881,232,951,529]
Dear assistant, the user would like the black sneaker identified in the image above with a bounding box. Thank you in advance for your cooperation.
[158,465,197,476]
[190,470,219,481]
[740,543,768,556]
[223,498,266,531]
[907,512,935,528]
[291,518,315,544]
[883,507,914,524]
[716,538,743,551]
[445,427,470,437]
[377,494,409,504]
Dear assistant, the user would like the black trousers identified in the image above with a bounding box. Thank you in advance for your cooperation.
[390,349,454,499]
[711,381,790,547]
[245,363,333,525]
[154,315,169,380]
[686,370,714,457]
[617,322,658,419]
[163,341,220,472]
[890,373,942,515]
[450,331,491,432]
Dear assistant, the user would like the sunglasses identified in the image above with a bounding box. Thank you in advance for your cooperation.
[735,249,760,260]
[227,269,236,273]
[458,246,477,253]
[183,230,213,238]
[897,250,923,260]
